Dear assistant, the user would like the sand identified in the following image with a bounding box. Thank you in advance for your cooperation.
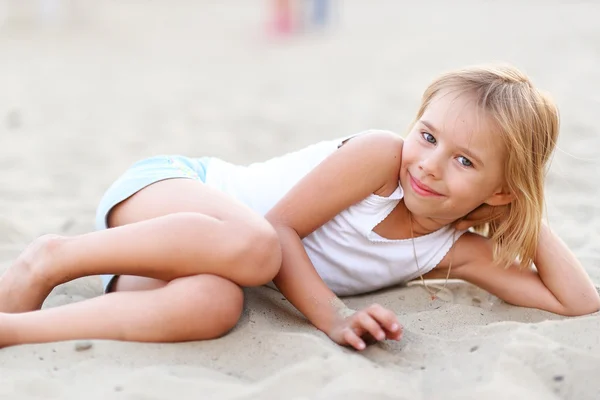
[0,1,599,399]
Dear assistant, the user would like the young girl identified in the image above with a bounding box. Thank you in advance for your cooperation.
[0,64,598,351]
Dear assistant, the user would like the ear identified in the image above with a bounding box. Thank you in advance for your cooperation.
[484,188,515,207]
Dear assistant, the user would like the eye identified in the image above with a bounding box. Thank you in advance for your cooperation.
[421,132,436,144]
[457,156,473,167]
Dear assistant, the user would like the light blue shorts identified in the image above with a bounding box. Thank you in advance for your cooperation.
[95,155,211,292]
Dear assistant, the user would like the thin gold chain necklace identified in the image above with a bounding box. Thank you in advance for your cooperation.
[409,213,456,300]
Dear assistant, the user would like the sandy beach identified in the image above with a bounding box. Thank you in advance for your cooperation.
[1,1,599,399]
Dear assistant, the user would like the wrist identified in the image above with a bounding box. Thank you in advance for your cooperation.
[321,297,354,335]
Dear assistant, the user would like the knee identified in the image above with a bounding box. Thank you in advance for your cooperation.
[230,220,282,287]
[202,276,245,337]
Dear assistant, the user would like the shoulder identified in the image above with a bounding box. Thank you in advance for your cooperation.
[456,231,493,259]
[433,231,494,275]
[340,130,403,178]
[345,129,403,155]
[265,130,403,236]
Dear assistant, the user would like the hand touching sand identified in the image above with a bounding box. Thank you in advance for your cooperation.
[327,304,403,351]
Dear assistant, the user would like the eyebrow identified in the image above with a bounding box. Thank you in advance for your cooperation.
[420,120,485,167]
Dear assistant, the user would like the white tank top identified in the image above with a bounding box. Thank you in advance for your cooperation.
[204,131,465,296]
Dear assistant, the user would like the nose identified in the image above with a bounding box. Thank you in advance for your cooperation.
[418,150,443,178]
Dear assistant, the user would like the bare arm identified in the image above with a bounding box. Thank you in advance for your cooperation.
[265,131,403,349]
[444,224,600,316]
[271,225,348,331]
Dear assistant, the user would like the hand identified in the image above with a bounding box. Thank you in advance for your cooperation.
[327,304,403,351]
[453,204,508,231]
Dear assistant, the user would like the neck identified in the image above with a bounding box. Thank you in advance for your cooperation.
[408,211,455,237]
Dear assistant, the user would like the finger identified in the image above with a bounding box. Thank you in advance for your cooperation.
[455,204,507,230]
[343,328,366,351]
[383,325,403,341]
[356,312,386,341]
[367,304,402,335]
[454,218,474,231]
[469,204,495,219]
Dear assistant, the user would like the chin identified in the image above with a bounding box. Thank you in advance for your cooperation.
[402,195,426,215]
[404,196,455,222]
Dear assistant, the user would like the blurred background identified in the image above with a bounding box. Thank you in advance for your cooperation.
[0,1,598,284]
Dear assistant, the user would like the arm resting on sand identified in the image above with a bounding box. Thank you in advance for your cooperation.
[531,223,600,315]
[271,224,352,334]
[448,224,600,316]
[264,131,405,349]
[270,222,402,350]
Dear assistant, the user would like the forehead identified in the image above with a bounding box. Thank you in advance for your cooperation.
[420,91,504,156]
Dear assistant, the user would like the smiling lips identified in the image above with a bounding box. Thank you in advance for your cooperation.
[409,174,443,197]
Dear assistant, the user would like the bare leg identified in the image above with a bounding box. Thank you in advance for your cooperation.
[0,179,281,312]
[0,274,244,347]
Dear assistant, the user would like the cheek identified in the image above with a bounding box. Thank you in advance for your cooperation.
[446,172,471,194]
[448,174,491,201]
[401,139,420,163]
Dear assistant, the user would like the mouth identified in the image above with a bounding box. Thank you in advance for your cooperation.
[408,173,443,197]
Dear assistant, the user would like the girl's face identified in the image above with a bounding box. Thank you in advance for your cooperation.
[400,91,514,224]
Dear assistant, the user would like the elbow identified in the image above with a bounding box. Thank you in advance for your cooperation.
[559,296,600,317]
[266,216,303,240]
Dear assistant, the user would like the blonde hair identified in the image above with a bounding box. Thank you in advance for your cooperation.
[411,64,559,270]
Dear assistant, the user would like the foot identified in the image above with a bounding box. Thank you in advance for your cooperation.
[0,234,63,313]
